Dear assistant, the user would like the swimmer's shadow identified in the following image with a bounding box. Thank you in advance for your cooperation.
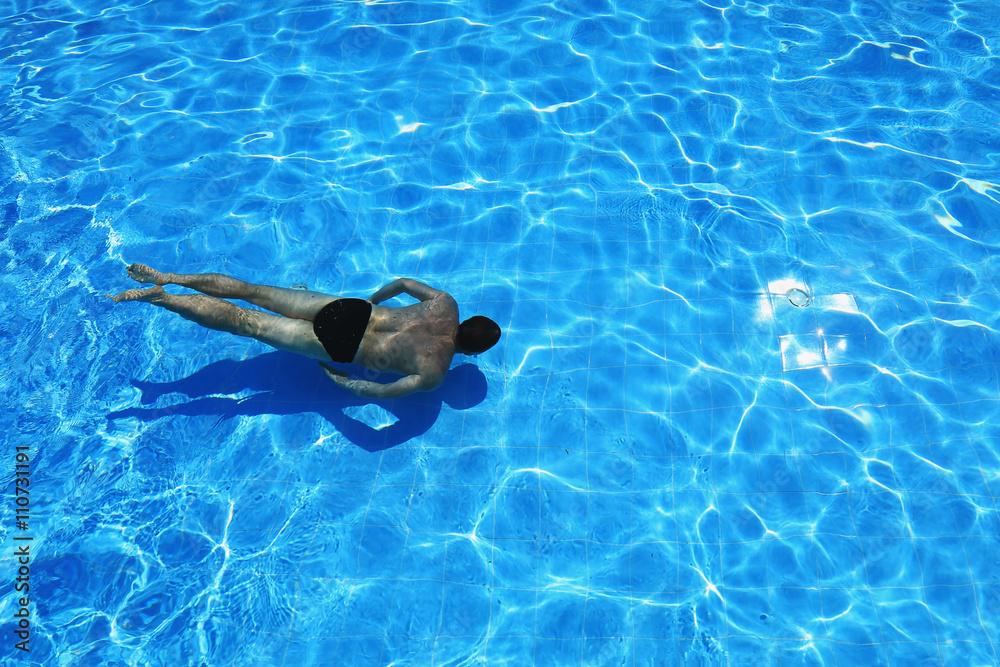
[107,352,488,452]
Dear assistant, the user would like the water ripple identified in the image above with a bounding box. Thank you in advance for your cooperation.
[4,0,1000,664]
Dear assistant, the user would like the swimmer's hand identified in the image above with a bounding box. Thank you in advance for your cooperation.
[368,278,443,304]
[318,362,350,385]
[318,361,427,398]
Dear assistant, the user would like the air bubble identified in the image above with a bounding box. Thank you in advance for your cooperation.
[786,288,810,307]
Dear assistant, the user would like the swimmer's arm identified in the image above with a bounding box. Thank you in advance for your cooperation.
[319,363,427,398]
[368,278,441,304]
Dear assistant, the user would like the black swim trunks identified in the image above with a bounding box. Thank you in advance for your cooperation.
[312,298,373,363]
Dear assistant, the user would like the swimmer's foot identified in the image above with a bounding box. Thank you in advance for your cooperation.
[127,263,171,285]
[107,285,165,303]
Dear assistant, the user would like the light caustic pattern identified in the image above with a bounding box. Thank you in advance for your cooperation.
[2,0,1000,665]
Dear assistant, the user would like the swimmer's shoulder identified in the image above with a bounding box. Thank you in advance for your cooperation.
[427,290,458,314]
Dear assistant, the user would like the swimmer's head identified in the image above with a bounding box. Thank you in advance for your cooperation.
[456,316,501,355]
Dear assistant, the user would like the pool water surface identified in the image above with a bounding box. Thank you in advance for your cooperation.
[2,0,1000,665]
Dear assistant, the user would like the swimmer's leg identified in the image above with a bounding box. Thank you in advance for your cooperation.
[107,285,330,360]
[126,263,337,320]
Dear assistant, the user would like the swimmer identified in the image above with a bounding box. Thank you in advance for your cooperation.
[108,264,501,398]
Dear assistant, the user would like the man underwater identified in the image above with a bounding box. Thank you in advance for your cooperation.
[108,264,501,398]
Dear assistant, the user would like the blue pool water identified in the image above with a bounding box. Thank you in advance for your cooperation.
[3,0,1000,664]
